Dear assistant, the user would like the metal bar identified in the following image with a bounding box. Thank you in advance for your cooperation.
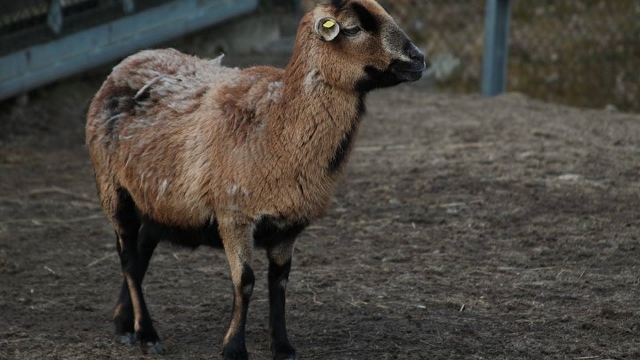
[122,0,135,14]
[481,0,512,96]
[47,0,63,34]
[0,0,258,101]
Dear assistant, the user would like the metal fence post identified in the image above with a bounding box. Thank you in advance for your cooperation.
[121,0,135,14]
[481,0,511,96]
[47,0,63,35]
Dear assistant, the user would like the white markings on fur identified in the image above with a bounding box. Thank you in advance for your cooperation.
[210,54,225,66]
[397,52,411,62]
[304,69,319,93]
[227,184,240,196]
[135,76,162,100]
[242,283,254,297]
[125,152,133,168]
[279,278,288,290]
[105,113,125,126]
[267,81,283,101]
[99,114,126,143]
[157,179,169,199]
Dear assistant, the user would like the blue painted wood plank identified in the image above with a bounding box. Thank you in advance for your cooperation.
[0,0,258,100]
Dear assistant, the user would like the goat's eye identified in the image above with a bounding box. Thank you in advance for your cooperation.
[342,26,361,36]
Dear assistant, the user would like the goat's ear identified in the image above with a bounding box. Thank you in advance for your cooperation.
[315,17,340,41]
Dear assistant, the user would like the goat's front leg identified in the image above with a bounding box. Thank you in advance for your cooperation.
[267,237,297,360]
[219,221,255,360]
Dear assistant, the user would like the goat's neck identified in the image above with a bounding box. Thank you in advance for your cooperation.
[269,66,365,174]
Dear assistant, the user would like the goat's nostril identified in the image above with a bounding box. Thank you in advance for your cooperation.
[406,46,425,62]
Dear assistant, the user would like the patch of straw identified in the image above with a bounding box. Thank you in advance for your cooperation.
[27,186,98,204]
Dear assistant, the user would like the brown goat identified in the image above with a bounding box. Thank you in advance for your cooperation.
[86,0,426,359]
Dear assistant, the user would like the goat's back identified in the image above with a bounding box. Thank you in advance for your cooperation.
[85,49,243,226]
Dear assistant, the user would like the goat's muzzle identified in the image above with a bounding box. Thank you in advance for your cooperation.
[391,43,427,82]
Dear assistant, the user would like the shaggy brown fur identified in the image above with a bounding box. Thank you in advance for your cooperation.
[86,0,425,358]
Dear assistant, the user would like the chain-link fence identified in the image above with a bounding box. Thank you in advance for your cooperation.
[383,0,640,112]
[509,0,639,112]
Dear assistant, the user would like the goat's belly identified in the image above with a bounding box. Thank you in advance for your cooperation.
[140,215,224,248]
[139,214,307,249]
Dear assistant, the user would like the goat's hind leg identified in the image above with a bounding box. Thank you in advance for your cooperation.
[112,189,163,354]
[113,226,161,350]
[114,262,135,345]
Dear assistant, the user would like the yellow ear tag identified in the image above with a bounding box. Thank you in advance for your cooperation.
[323,20,336,29]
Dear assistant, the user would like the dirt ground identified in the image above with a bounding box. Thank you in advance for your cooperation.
[1,49,640,360]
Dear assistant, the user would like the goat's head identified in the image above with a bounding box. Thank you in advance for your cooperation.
[303,0,427,92]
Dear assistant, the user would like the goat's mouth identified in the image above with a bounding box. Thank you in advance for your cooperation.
[357,59,428,91]
[391,59,427,82]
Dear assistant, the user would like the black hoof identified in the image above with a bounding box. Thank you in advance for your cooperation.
[222,349,249,360]
[142,341,164,355]
[223,353,249,360]
[271,344,296,360]
[274,355,296,360]
[117,332,136,346]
